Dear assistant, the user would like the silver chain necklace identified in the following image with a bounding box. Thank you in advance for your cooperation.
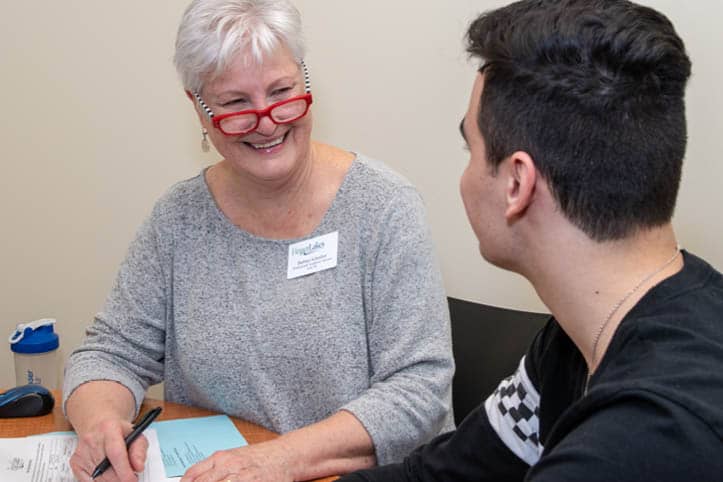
[585,246,681,394]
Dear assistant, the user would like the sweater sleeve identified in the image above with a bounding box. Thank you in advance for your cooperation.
[340,321,553,480]
[338,404,529,481]
[62,204,169,415]
[340,187,455,465]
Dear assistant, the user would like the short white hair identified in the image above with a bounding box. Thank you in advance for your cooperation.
[174,0,306,93]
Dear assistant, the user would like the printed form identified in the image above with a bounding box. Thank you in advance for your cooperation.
[1,415,246,481]
[0,429,169,482]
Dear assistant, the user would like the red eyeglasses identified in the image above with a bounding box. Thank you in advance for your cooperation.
[193,92,313,136]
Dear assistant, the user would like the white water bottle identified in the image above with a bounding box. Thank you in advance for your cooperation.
[9,318,60,389]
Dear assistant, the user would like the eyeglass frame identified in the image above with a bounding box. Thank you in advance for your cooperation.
[192,59,313,136]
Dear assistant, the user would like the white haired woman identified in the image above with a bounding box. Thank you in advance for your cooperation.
[62,0,454,481]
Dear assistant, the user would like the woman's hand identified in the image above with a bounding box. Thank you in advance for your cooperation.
[180,439,296,482]
[181,410,374,482]
[68,417,149,482]
[66,381,145,482]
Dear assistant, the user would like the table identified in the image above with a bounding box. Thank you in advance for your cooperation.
[0,390,337,481]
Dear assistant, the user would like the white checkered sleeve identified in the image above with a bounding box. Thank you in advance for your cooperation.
[484,356,543,465]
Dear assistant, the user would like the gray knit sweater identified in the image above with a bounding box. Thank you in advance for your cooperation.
[63,154,455,464]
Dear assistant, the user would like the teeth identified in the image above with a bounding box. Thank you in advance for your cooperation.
[250,136,284,149]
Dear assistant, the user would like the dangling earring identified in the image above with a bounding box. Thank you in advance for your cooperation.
[201,128,210,153]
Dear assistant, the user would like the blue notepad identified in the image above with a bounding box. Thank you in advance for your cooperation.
[151,415,248,477]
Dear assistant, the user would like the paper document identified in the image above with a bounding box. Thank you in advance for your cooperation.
[0,429,166,482]
[153,415,247,477]
[0,415,246,481]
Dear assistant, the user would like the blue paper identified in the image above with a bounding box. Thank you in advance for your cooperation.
[151,415,248,477]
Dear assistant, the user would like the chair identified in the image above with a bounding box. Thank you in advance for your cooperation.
[448,297,549,425]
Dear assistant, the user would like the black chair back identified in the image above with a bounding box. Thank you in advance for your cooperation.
[448,297,549,425]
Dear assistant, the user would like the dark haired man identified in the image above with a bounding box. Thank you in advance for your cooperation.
[339,0,723,480]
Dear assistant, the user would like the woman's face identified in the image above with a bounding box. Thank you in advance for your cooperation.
[197,45,313,183]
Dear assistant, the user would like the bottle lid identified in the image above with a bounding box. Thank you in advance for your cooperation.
[9,318,59,354]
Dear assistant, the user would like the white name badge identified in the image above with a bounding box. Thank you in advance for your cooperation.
[287,231,339,279]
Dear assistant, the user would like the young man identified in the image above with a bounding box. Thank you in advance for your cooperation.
[340,0,723,480]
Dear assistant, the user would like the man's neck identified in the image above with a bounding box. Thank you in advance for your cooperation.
[528,224,682,372]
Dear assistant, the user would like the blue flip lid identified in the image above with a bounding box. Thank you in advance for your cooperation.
[9,319,59,354]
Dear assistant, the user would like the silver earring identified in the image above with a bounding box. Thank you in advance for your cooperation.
[201,129,210,153]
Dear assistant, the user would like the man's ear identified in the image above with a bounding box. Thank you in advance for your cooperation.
[504,151,537,220]
[185,89,194,101]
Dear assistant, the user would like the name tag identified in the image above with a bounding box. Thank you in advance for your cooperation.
[287,231,339,279]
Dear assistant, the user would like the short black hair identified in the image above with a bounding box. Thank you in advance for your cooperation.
[466,0,691,241]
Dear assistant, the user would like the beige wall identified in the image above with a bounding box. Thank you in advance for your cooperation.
[2,1,721,390]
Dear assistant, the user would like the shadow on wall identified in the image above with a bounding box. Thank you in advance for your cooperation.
[147,383,164,400]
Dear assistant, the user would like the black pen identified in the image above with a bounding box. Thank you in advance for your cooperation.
[91,406,163,479]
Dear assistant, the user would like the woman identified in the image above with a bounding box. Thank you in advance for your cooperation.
[63,0,454,481]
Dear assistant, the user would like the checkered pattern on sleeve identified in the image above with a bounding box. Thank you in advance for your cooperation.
[484,356,543,465]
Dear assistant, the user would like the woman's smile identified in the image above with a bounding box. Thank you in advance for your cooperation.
[242,131,289,154]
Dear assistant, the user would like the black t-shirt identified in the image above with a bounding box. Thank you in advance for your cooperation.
[341,251,723,481]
